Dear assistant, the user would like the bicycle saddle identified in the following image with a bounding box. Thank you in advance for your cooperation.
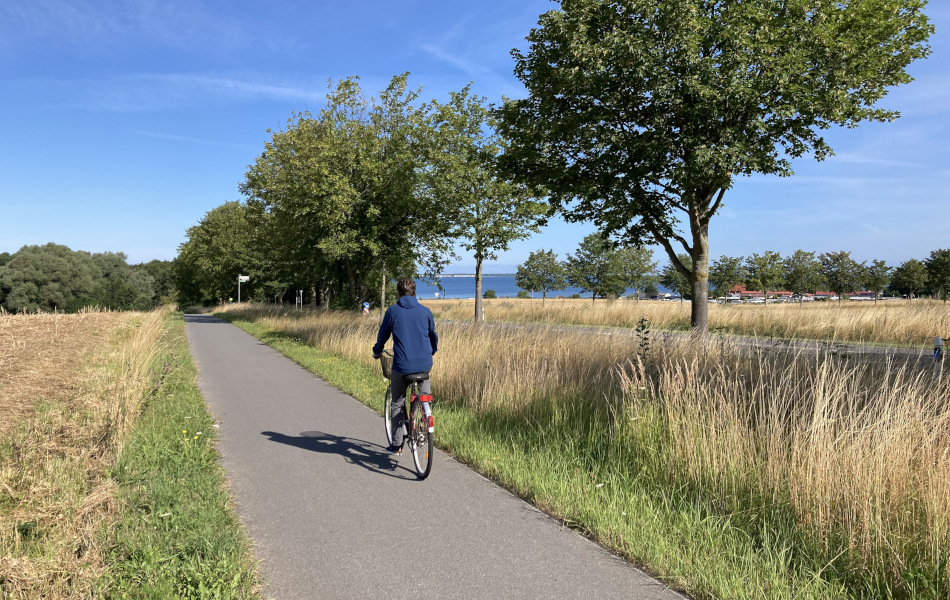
[405,372,430,382]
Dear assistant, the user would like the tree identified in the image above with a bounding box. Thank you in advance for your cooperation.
[0,243,100,312]
[136,259,176,305]
[616,246,657,301]
[891,258,928,299]
[241,74,448,311]
[709,255,746,298]
[925,248,950,301]
[516,249,566,304]
[0,252,11,267]
[744,251,784,302]
[864,259,892,302]
[660,254,693,302]
[426,86,546,322]
[565,234,627,303]
[783,250,824,303]
[819,251,865,303]
[176,202,255,305]
[497,0,933,332]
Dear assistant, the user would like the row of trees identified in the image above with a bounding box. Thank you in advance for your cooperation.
[177,76,544,321]
[514,244,950,303]
[0,244,174,313]
[175,1,932,332]
[515,234,657,303]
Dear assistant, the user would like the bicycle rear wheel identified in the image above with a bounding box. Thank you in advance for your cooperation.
[383,384,394,447]
[409,400,433,479]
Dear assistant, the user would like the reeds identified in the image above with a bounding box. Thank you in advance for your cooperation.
[223,303,950,597]
[425,297,950,347]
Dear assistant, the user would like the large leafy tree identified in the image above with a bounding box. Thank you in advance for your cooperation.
[242,75,446,311]
[819,251,865,303]
[516,249,566,304]
[565,233,628,303]
[0,243,100,312]
[890,258,928,299]
[783,250,825,302]
[863,259,892,301]
[709,255,746,298]
[744,251,784,301]
[498,0,933,331]
[925,248,950,301]
[176,202,255,305]
[426,86,546,321]
[616,246,657,301]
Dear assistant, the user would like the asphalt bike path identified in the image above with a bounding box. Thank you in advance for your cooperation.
[184,314,684,600]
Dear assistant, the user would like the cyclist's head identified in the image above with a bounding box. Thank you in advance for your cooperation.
[397,278,416,297]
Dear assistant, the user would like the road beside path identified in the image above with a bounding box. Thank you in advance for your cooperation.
[184,314,685,600]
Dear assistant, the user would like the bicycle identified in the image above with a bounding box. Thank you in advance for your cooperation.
[380,350,435,479]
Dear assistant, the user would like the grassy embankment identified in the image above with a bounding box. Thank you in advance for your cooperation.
[425,297,950,347]
[219,303,949,600]
[0,308,258,599]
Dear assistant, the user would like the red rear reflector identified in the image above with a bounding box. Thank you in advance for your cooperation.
[419,394,433,403]
[427,415,434,429]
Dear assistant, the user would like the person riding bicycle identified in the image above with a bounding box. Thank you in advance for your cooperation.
[372,278,438,455]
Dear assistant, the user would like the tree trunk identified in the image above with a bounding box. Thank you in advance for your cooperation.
[380,269,386,318]
[688,223,710,333]
[474,257,483,322]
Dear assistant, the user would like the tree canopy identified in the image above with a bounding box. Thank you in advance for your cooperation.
[516,249,567,304]
[497,0,933,331]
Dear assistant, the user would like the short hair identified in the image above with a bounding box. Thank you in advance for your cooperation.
[397,278,416,297]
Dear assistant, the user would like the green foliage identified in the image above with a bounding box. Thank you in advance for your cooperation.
[864,259,892,299]
[515,249,566,303]
[925,248,950,301]
[176,202,254,306]
[237,74,451,309]
[565,234,628,302]
[0,243,100,312]
[819,251,865,301]
[498,0,933,330]
[709,255,747,297]
[745,251,785,297]
[0,252,11,267]
[483,289,497,299]
[891,258,928,298]
[136,260,177,304]
[783,250,825,298]
[426,85,546,319]
[660,254,693,300]
[516,290,529,299]
[615,246,657,299]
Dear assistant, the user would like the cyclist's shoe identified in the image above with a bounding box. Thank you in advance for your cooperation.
[386,444,403,456]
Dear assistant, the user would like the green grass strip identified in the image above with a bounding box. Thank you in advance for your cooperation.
[217,314,859,600]
[96,312,260,599]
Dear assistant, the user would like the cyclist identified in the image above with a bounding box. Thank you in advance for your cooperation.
[372,278,438,455]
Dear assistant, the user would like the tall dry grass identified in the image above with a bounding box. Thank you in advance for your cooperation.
[223,303,950,596]
[425,297,950,347]
[0,307,169,599]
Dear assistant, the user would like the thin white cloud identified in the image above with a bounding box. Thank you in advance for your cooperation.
[44,72,329,112]
[0,0,245,52]
[131,130,258,151]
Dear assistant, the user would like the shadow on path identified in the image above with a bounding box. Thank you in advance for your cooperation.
[262,430,417,480]
[184,314,231,324]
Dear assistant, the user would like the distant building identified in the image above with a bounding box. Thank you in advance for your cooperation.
[727,285,793,300]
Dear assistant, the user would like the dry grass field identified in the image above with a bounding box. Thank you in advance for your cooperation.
[220,303,950,598]
[0,309,166,598]
[424,297,950,347]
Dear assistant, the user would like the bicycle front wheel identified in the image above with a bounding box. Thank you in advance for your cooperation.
[383,384,394,447]
[409,401,433,479]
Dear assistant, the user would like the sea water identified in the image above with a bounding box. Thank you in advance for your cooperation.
[414,276,662,300]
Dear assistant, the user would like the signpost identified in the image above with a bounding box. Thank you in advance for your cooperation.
[237,275,249,302]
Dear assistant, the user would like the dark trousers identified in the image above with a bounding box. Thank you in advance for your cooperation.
[389,369,431,446]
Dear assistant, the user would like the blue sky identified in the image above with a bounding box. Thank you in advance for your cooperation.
[1,1,947,273]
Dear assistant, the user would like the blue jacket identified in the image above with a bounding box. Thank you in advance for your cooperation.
[372,295,438,374]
